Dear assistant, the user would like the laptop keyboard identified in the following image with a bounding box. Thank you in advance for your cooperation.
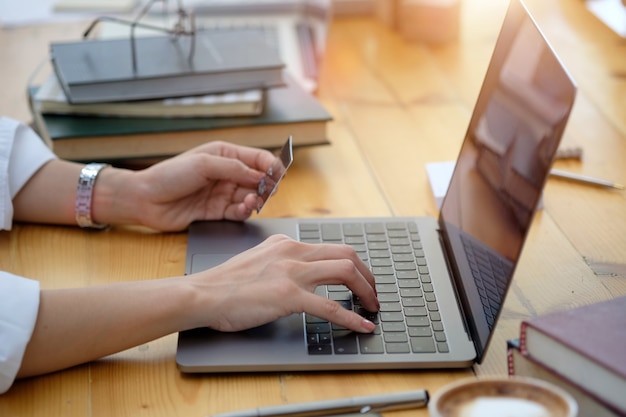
[460,234,512,330]
[298,221,449,355]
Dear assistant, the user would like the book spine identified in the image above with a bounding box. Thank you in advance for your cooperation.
[507,338,519,376]
[519,321,530,354]
[27,87,53,149]
[50,55,73,106]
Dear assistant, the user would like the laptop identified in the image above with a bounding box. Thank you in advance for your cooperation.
[177,0,577,372]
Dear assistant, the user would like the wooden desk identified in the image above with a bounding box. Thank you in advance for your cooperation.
[1,0,625,416]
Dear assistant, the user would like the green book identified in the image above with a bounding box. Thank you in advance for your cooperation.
[29,77,331,162]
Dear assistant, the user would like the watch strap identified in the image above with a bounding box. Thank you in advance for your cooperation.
[75,163,111,229]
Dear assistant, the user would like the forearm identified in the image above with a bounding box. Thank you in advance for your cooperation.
[12,159,81,225]
[12,159,142,227]
[17,276,198,378]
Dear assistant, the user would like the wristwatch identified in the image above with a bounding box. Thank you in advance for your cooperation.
[75,163,111,229]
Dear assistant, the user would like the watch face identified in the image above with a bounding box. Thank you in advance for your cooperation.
[256,136,293,214]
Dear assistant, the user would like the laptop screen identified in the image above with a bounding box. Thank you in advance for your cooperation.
[438,0,576,361]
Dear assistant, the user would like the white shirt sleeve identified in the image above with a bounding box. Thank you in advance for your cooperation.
[0,116,57,231]
[0,117,54,393]
[0,273,40,394]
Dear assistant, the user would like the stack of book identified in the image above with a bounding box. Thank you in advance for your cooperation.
[507,296,626,417]
[29,26,332,162]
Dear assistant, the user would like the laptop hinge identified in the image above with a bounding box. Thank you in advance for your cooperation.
[437,228,480,350]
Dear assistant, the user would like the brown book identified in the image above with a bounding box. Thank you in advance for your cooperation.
[507,339,622,417]
[519,297,626,415]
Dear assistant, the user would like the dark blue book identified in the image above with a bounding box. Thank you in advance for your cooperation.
[50,27,285,104]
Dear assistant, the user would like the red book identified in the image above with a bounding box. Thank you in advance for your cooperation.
[519,296,626,415]
[507,339,622,417]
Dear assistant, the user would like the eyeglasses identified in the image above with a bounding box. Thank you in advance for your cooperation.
[82,0,196,73]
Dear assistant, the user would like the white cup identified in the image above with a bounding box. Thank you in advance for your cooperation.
[428,376,578,417]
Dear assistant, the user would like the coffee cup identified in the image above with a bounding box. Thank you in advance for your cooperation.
[428,376,577,417]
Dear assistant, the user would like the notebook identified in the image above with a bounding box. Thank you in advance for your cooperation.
[176,0,577,372]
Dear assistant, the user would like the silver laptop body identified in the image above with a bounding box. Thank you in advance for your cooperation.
[177,0,576,372]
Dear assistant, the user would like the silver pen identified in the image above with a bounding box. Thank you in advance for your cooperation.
[549,168,625,190]
[209,389,429,417]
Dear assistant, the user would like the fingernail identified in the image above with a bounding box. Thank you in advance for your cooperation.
[361,319,376,332]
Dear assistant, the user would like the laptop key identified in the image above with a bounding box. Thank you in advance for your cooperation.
[395,262,417,271]
[391,246,413,254]
[348,244,367,252]
[397,270,418,279]
[305,314,327,323]
[408,327,432,337]
[308,344,332,355]
[365,223,385,234]
[385,342,410,354]
[299,230,320,240]
[392,253,413,262]
[389,237,410,246]
[371,258,392,267]
[358,334,384,354]
[410,337,436,353]
[374,275,396,285]
[437,342,450,353]
[376,283,399,293]
[377,293,400,303]
[382,322,406,332]
[398,279,420,288]
[328,291,352,301]
[306,323,330,333]
[380,312,404,322]
[400,288,423,297]
[368,241,389,250]
[372,266,394,275]
[402,297,425,307]
[343,223,364,236]
[406,316,430,327]
[333,331,358,354]
[367,234,387,242]
[431,321,444,332]
[321,223,342,241]
[386,222,407,230]
[345,236,365,244]
[383,332,408,343]
[404,307,428,316]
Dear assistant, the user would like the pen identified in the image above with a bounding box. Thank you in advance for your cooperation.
[209,389,429,417]
[549,169,625,190]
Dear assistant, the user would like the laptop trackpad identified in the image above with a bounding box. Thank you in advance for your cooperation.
[191,253,237,272]
[186,219,298,274]
[176,313,307,371]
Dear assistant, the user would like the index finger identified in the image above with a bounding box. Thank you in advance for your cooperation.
[191,141,276,173]
[303,243,377,293]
